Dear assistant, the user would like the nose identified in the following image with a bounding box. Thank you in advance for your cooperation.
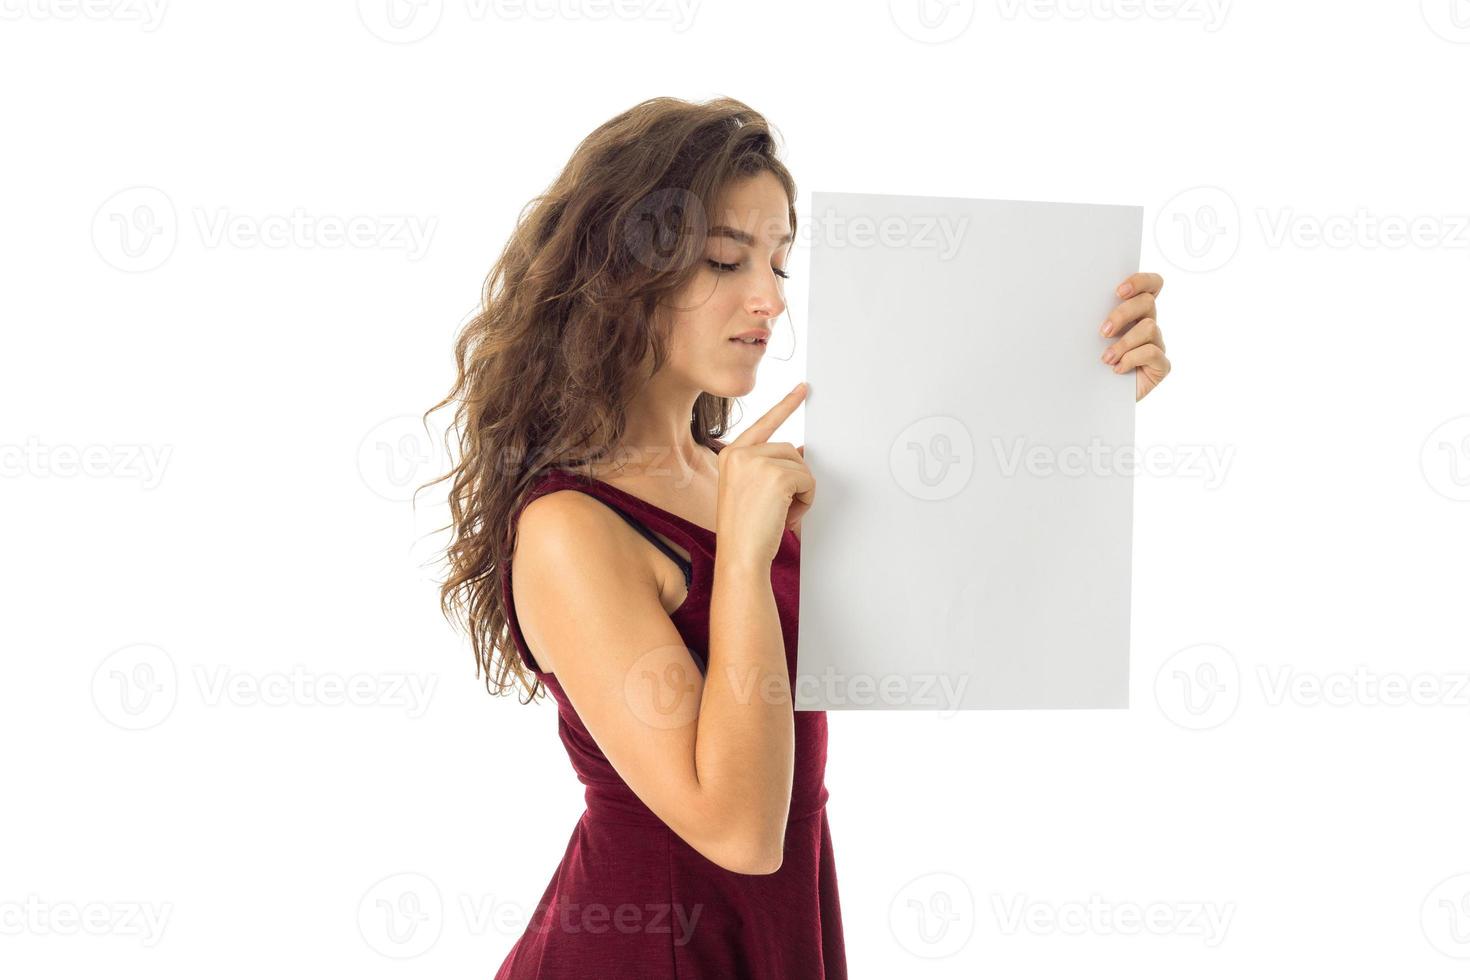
[749,277,786,320]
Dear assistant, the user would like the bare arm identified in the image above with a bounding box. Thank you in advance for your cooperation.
[511,491,792,874]
[694,544,794,872]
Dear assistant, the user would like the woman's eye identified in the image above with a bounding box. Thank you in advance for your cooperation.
[706,258,792,280]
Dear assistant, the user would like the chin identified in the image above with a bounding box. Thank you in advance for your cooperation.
[704,371,759,399]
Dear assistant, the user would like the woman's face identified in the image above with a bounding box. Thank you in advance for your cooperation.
[659,170,792,397]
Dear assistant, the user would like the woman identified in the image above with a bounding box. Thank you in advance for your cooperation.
[427,96,1170,979]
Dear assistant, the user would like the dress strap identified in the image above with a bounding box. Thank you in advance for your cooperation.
[604,504,693,588]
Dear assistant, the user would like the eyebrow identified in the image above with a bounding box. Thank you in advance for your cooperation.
[707,224,794,247]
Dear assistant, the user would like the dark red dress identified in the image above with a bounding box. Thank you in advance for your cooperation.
[494,465,846,979]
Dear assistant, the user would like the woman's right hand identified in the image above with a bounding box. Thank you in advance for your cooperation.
[715,382,816,568]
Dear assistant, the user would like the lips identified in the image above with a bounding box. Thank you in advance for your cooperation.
[729,329,771,346]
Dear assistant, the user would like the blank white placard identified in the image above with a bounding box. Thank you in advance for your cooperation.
[794,190,1141,711]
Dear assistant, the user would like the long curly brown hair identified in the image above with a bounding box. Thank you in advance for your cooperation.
[421,96,798,703]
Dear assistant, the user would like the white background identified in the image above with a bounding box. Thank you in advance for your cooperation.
[4,1,1469,977]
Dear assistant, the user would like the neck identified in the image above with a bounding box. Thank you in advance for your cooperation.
[603,371,711,481]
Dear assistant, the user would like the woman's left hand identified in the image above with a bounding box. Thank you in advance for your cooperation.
[1099,272,1171,401]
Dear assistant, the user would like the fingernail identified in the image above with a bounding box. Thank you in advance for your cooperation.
[1100,320,1113,336]
[1117,282,1133,298]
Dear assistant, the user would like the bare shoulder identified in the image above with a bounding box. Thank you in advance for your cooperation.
[511,489,659,673]
[515,488,629,565]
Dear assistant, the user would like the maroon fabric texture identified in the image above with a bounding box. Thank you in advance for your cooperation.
[494,466,846,979]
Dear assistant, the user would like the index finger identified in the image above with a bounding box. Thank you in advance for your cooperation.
[729,382,807,447]
[1116,272,1165,299]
